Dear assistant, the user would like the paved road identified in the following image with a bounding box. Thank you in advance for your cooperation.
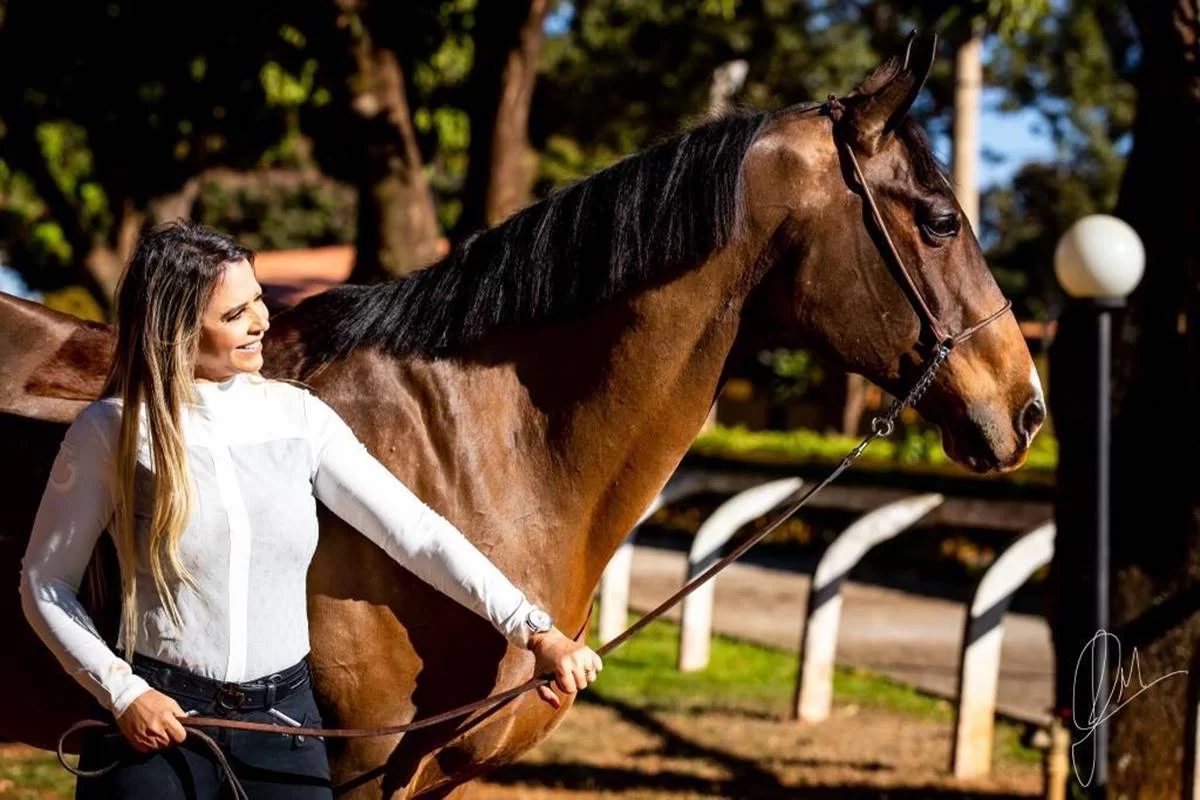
[623,544,1054,724]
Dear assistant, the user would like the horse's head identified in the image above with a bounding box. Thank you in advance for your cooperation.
[741,35,1044,473]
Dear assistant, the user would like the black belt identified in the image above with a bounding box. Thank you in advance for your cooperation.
[128,652,311,713]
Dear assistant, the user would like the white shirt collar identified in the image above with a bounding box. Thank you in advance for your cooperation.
[193,371,258,406]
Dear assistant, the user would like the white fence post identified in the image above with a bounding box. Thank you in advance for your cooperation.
[678,478,805,672]
[597,470,758,643]
[792,493,946,722]
[951,522,1055,778]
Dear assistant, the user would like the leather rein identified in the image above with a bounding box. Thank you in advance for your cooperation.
[57,95,1012,797]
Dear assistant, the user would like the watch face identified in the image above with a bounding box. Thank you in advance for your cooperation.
[528,609,552,631]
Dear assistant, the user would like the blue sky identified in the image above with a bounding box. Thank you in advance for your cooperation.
[934,90,1057,188]
[0,264,41,300]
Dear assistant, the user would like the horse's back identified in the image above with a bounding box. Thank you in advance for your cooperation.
[0,291,114,748]
[0,291,113,421]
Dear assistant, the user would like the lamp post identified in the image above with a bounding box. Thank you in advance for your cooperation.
[1052,214,1145,797]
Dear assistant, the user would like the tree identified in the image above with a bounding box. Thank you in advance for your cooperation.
[0,1,531,293]
[535,0,880,188]
[0,0,290,304]
[982,0,1135,320]
[1102,0,1200,794]
[320,0,445,282]
[298,0,559,278]
[453,0,553,235]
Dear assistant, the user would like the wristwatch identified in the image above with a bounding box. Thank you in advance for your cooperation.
[525,607,554,636]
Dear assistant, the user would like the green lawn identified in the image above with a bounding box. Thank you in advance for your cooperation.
[691,422,1058,483]
[0,747,75,799]
[583,611,1041,765]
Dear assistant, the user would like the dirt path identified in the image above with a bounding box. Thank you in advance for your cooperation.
[477,698,1043,798]
[1,700,1044,800]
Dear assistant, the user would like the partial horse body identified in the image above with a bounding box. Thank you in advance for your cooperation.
[0,39,1043,797]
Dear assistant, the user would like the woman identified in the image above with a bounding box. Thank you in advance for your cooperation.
[19,220,602,799]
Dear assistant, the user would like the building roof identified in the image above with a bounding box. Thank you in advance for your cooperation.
[254,245,355,310]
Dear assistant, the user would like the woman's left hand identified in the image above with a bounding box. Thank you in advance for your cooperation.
[528,627,603,709]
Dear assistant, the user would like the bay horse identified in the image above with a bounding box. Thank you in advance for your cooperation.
[0,40,1044,798]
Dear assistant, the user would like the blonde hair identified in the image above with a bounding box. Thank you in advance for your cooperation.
[99,220,255,660]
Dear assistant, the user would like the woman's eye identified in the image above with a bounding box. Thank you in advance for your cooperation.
[922,213,961,239]
[227,296,264,323]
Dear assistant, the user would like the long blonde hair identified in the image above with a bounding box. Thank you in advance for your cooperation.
[99,220,255,660]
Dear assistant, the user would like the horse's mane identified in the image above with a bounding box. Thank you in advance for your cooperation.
[279,106,949,366]
[283,108,771,362]
[894,118,949,191]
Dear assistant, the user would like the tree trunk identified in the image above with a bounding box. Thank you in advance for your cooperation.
[952,20,982,232]
[814,372,867,436]
[709,59,749,116]
[81,201,145,302]
[454,0,550,237]
[1074,1,1200,795]
[148,175,203,225]
[342,6,442,283]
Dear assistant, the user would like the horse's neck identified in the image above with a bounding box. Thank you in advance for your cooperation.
[297,236,774,625]
[463,240,766,613]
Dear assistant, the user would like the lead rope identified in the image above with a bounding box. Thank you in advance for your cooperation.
[57,342,955,797]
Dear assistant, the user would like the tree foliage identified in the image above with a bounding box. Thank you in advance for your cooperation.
[0,1,298,280]
[0,0,1138,323]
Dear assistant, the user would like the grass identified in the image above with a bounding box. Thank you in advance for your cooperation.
[584,610,1042,765]
[0,746,75,800]
[690,422,1058,483]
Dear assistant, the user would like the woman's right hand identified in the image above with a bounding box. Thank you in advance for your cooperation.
[115,689,189,752]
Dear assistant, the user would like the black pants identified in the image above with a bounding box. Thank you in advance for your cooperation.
[75,655,332,799]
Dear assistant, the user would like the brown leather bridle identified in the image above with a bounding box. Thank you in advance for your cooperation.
[58,94,1014,799]
[819,94,1013,352]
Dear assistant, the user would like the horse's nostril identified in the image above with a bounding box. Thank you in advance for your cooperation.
[1019,397,1047,444]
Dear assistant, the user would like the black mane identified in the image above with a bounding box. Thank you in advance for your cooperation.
[286,108,770,361]
[896,117,950,190]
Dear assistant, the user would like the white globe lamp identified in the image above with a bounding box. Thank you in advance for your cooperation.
[1054,214,1145,301]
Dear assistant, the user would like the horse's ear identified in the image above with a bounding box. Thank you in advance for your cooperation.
[842,31,937,154]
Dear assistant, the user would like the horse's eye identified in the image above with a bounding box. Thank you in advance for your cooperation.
[921,213,961,240]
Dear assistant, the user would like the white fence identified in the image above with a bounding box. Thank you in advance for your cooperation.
[598,468,1054,779]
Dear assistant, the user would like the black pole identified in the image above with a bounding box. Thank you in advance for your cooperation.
[1048,296,1121,799]
[1093,300,1114,796]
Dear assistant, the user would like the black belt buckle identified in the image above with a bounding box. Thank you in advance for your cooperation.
[217,683,248,712]
[264,672,284,709]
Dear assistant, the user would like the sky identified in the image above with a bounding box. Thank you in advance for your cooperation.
[0,264,40,301]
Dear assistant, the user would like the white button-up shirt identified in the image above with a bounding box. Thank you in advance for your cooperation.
[19,372,537,717]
